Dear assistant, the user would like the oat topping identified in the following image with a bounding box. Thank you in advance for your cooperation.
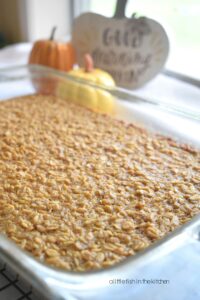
[0,94,199,271]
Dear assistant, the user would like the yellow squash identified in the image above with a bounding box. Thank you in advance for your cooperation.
[56,54,115,113]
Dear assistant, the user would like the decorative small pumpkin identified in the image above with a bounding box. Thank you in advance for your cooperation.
[29,27,76,71]
[56,54,116,113]
[69,54,115,86]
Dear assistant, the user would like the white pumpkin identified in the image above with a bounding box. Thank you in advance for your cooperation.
[72,2,169,89]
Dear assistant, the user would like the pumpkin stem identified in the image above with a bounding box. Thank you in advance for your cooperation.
[84,54,94,72]
[114,0,128,18]
[50,26,57,40]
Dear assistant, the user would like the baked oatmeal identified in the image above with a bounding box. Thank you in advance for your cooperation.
[0,94,199,271]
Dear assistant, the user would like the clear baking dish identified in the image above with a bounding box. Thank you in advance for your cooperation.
[0,65,199,300]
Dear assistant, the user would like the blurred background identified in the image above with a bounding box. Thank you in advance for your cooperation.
[0,0,199,79]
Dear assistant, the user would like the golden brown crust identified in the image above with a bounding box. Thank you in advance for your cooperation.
[0,94,199,271]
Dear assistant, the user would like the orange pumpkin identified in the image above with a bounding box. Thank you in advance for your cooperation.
[29,27,76,71]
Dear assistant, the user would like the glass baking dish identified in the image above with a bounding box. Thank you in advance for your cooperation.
[0,65,199,300]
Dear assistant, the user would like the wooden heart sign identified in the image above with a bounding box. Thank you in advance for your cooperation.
[72,5,169,89]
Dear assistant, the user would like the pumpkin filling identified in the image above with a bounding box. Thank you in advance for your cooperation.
[0,94,199,271]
